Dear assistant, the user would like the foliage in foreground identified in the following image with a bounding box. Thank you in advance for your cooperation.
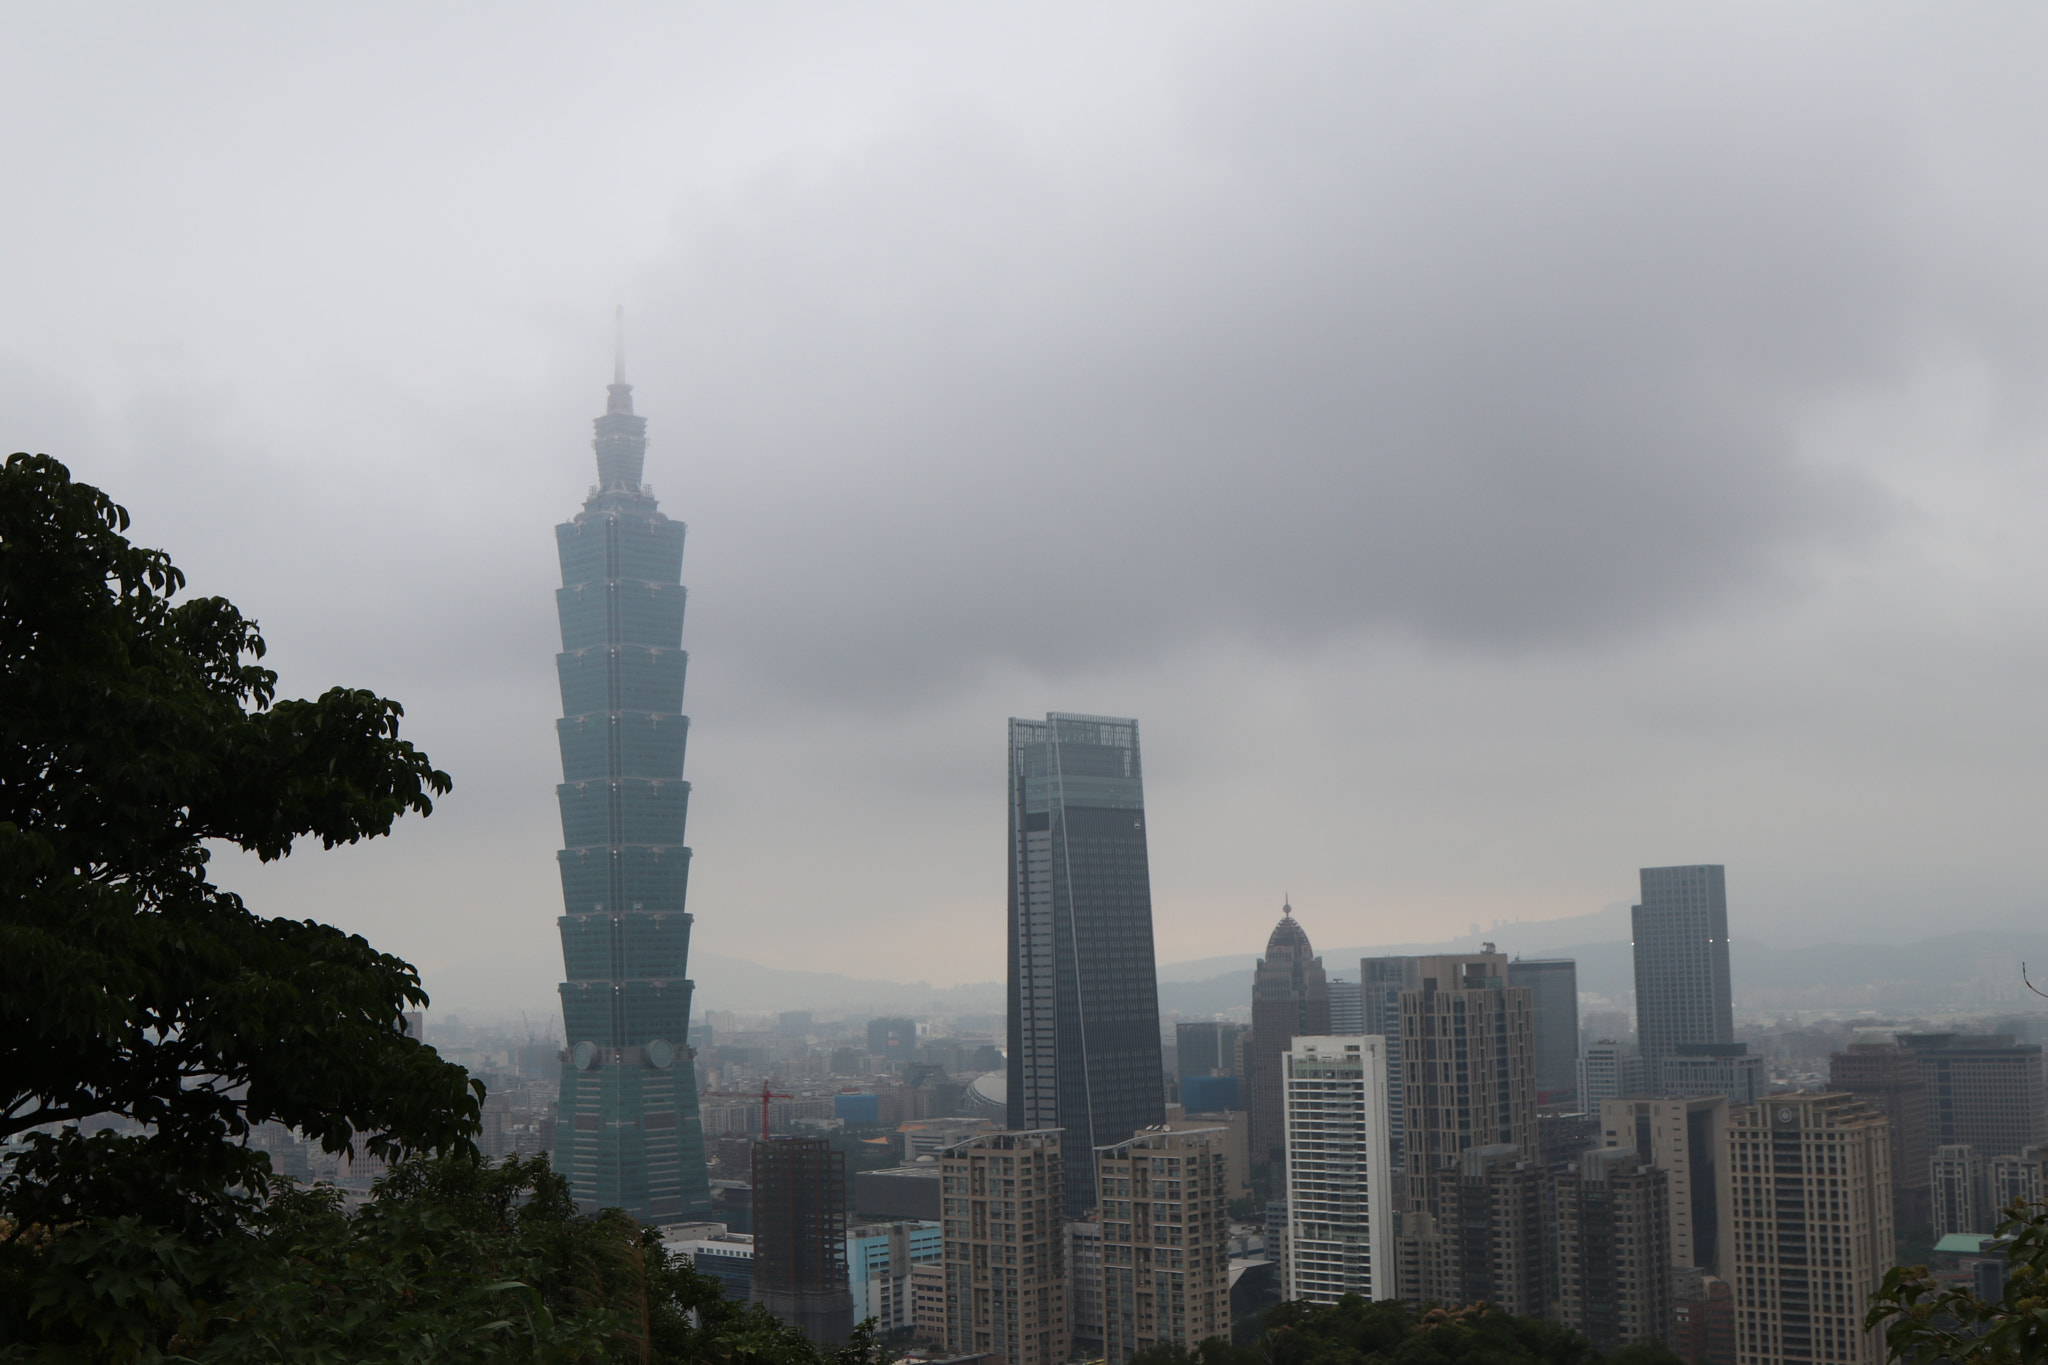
[0,1153,887,1364]
[1869,1199,2048,1365]
[1129,1296,1685,1365]
[1,451,476,1241]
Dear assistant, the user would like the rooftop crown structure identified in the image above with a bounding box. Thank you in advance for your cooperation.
[1248,904,1330,1169]
[551,319,711,1221]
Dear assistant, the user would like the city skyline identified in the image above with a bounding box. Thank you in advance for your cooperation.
[16,6,2048,1359]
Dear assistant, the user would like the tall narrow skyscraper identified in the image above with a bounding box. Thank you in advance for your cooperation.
[1007,714,1166,1216]
[1632,864,1734,1089]
[551,332,711,1221]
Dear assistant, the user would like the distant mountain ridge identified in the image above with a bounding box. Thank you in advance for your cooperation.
[421,946,1003,1025]
[422,914,2048,1026]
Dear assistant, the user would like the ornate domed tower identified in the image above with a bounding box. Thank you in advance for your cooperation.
[1248,903,1331,1169]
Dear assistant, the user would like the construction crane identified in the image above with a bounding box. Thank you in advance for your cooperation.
[703,1079,793,1142]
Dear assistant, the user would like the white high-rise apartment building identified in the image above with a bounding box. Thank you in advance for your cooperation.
[1281,1036,1393,1304]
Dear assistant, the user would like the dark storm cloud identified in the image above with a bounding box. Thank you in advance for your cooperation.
[606,7,2048,721]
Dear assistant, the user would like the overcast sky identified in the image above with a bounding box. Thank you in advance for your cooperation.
[7,5,2048,1010]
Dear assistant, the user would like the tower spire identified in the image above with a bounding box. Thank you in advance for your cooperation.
[593,306,647,490]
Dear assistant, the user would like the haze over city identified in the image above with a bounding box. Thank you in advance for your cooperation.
[7,5,2048,1017]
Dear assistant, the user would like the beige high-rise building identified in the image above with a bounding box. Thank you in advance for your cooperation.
[1724,1093,1892,1365]
[1828,1040,1933,1231]
[1555,1147,1672,1355]
[1096,1128,1233,1362]
[1394,952,1538,1310]
[940,1130,1068,1365]
[1400,952,1537,1206]
[910,1261,947,1344]
[1067,1217,1105,1359]
[1162,1104,1252,1200]
[1602,1095,1731,1276]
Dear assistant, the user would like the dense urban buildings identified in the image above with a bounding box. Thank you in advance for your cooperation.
[1554,1147,1672,1355]
[1600,1095,1730,1276]
[1248,906,1331,1169]
[1931,1144,1983,1238]
[1399,951,1538,1209]
[1430,1145,1547,1317]
[1723,1092,1893,1365]
[1901,1033,2048,1167]
[1176,1021,1244,1087]
[941,1130,1068,1365]
[752,1137,854,1344]
[1161,1107,1253,1202]
[1067,1217,1105,1358]
[1674,1272,1737,1365]
[1506,958,1580,1107]
[1659,1043,1766,1106]
[1280,1037,1393,1304]
[1673,1273,1737,1365]
[1362,954,1422,1163]
[1007,714,1167,1216]
[1991,1146,2048,1212]
[1393,952,1540,1313]
[1632,865,1735,1091]
[1828,1039,1932,1230]
[1579,1039,1647,1109]
[869,1017,918,1063]
[1326,978,1363,1034]
[848,1220,943,1336]
[1097,1128,1233,1361]
[550,347,711,1221]
[911,1261,947,1345]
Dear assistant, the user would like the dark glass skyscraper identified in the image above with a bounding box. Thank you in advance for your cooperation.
[1007,713,1165,1216]
[551,341,711,1222]
[1506,957,1580,1107]
[1631,864,1733,1089]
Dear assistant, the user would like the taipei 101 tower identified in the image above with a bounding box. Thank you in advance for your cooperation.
[550,313,711,1221]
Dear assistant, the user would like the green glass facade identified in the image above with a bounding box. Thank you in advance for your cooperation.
[551,367,711,1222]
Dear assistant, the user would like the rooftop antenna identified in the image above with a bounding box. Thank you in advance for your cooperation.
[612,304,626,386]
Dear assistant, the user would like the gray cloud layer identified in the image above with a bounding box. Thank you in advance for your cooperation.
[5,5,2047,997]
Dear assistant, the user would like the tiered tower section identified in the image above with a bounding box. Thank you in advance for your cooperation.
[551,354,711,1221]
